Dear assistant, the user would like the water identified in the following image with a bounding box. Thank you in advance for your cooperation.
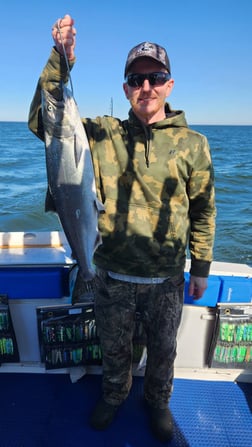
[0,122,251,267]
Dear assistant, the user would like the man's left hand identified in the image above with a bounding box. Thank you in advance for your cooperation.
[188,275,207,300]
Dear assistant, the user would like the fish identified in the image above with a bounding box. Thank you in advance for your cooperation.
[41,85,104,281]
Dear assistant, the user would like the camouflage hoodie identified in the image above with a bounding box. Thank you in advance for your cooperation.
[28,48,216,278]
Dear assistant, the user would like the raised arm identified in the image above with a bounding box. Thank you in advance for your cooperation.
[28,14,76,140]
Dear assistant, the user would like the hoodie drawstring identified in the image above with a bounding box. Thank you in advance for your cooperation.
[142,124,153,168]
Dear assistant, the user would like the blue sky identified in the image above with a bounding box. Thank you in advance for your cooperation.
[2,0,252,124]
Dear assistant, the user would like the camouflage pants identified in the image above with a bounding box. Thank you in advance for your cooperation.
[93,270,184,408]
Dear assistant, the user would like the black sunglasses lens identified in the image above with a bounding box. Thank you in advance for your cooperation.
[127,72,170,87]
[148,73,162,85]
[149,73,169,85]
[127,74,145,87]
[148,73,158,85]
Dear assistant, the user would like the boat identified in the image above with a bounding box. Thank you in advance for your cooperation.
[0,231,251,446]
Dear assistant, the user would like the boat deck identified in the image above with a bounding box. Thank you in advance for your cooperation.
[1,372,251,447]
[1,232,251,445]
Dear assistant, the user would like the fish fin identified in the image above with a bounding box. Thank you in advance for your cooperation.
[95,232,103,250]
[74,134,83,168]
[95,197,105,214]
[137,346,147,370]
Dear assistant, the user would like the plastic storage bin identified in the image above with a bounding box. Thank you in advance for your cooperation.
[218,276,252,304]
[0,266,71,363]
[0,266,70,299]
[184,272,221,307]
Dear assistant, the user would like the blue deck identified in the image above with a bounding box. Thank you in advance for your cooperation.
[1,373,251,446]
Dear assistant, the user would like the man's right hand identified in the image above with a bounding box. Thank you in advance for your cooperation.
[52,14,76,61]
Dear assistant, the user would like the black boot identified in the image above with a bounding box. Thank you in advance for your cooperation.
[146,402,173,442]
[90,398,119,430]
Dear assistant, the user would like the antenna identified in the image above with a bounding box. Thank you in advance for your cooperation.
[110,97,113,117]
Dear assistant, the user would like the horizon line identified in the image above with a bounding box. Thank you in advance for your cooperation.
[1,120,252,126]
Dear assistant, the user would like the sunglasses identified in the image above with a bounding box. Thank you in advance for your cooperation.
[126,72,171,88]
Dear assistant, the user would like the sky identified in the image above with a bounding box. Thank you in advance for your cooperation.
[1,0,252,124]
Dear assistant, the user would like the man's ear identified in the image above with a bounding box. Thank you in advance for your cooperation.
[165,79,175,96]
[123,82,129,99]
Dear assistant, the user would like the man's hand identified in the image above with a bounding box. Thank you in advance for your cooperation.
[52,14,76,61]
[188,275,207,300]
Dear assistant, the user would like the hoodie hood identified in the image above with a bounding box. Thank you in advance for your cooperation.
[128,103,188,128]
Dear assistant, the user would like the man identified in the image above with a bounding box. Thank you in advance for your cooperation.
[29,14,216,443]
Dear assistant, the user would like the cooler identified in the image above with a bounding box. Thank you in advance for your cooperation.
[0,232,73,363]
[175,274,221,368]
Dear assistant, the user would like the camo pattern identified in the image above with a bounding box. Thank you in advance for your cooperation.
[28,47,216,278]
[94,269,184,407]
[28,47,75,141]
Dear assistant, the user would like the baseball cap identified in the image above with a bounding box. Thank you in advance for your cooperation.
[124,42,171,78]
